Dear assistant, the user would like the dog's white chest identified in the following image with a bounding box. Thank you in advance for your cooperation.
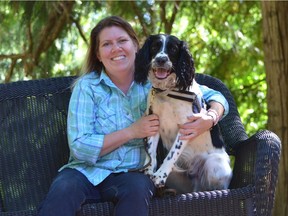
[152,95,192,125]
[151,95,192,146]
[149,91,213,153]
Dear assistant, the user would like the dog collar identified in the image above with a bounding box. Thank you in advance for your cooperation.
[152,87,166,93]
[167,90,197,103]
[151,87,202,114]
[152,87,197,103]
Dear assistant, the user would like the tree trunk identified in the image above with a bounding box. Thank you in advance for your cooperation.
[261,2,288,216]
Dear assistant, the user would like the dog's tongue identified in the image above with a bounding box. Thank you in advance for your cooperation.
[155,68,169,79]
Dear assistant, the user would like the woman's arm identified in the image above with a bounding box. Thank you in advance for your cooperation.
[178,84,228,140]
[100,114,159,156]
[68,79,159,162]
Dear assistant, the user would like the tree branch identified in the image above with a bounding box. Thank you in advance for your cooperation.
[70,16,88,45]
[159,1,167,33]
[0,53,27,61]
[33,1,75,64]
[130,1,149,37]
[160,1,181,34]
[4,59,17,83]
[168,1,181,34]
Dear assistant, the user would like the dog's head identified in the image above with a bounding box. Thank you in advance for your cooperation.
[134,34,195,91]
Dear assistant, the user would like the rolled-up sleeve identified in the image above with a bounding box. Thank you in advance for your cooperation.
[67,79,104,165]
[199,85,229,119]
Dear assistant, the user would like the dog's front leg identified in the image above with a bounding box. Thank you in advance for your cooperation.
[152,133,188,188]
[144,133,160,177]
[143,90,160,177]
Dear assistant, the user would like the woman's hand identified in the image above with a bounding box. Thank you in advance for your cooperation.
[179,101,225,140]
[178,112,213,140]
[100,114,159,156]
[128,114,159,139]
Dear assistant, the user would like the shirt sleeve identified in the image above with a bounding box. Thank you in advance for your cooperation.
[67,79,104,165]
[199,84,229,119]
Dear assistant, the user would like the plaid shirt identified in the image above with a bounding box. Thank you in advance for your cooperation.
[60,71,229,186]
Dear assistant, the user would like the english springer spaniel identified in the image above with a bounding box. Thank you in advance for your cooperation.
[134,34,232,193]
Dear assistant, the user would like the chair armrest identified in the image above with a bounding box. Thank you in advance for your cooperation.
[230,129,281,214]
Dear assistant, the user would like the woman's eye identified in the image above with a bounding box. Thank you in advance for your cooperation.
[119,39,128,43]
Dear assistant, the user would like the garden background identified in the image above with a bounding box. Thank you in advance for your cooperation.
[0,1,287,215]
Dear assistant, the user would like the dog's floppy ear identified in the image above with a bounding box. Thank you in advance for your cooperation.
[176,41,195,90]
[134,36,153,85]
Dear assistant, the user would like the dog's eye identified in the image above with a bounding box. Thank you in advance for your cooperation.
[169,46,179,54]
[151,46,158,52]
[151,45,160,54]
[151,40,162,53]
[166,41,179,54]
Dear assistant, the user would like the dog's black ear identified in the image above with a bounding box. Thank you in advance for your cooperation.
[134,36,153,85]
[176,41,195,91]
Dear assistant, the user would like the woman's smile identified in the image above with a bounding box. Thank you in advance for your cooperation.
[111,55,126,61]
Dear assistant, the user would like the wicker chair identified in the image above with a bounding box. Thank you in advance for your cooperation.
[0,74,281,216]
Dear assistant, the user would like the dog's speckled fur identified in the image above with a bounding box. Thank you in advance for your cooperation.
[135,34,232,192]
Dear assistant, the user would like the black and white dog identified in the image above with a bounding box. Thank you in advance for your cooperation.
[135,34,232,193]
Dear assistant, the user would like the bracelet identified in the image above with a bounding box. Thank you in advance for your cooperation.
[207,109,220,127]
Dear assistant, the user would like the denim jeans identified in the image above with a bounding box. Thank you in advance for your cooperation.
[37,168,155,216]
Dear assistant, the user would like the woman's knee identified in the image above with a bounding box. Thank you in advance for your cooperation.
[38,169,93,215]
[123,173,155,195]
[49,168,91,197]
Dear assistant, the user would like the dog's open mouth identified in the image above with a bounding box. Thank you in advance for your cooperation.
[153,68,171,79]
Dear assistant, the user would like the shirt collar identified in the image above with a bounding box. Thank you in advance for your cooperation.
[99,69,110,83]
[98,69,136,94]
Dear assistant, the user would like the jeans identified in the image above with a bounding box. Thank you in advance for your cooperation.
[37,168,155,216]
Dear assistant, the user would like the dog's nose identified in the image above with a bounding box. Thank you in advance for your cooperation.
[156,56,168,65]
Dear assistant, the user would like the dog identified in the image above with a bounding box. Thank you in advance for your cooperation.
[134,34,232,193]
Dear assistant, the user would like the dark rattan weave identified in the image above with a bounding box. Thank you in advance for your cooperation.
[0,74,281,216]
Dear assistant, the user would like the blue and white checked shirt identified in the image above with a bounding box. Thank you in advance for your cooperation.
[60,71,229,186]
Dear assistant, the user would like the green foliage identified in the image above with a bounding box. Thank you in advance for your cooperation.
[170,1,266,135]
[0,0,267,136]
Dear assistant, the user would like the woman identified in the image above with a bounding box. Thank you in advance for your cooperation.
[38,16,229,216]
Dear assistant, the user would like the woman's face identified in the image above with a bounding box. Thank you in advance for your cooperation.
[97,26,138,77]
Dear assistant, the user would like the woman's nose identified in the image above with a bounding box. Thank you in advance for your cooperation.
[111,43,121,52]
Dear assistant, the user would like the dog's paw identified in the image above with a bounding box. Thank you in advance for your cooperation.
[152,176,166,188]
[144,166,154,177]
[151,171,168,188]
[144,170,154,178]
